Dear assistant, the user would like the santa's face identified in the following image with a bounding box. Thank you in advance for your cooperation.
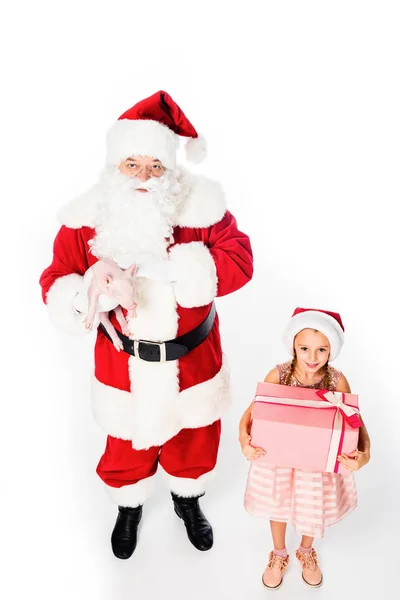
[89,158,182,261]
[118,155,166,190]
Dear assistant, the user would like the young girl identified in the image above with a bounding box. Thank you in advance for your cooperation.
[240,308,370,590]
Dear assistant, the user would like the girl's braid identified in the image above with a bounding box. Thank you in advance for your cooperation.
[323,361,332,390]
[286,355,296,385]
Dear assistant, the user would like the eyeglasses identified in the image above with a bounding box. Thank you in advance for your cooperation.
[124,161,166,177]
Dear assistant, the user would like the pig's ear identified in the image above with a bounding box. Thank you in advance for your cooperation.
[128,264,137,277]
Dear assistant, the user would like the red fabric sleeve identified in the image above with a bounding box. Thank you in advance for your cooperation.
[206,210,253,297]
[39,226,91,302]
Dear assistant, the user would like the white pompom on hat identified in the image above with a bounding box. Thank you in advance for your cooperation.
[283,307,345,361]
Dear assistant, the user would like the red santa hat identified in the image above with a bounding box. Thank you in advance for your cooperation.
[105,90,206,169]
[283,307,345,361]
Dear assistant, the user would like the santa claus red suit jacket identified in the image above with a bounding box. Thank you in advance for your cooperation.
[40,170,253,451]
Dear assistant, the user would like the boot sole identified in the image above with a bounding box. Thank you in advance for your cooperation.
[302,573,323,588]
[111,537,138,560]
[262,575,284,591]
[112,550,135,560]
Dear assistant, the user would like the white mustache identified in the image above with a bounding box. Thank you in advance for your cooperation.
[130,176,163,192]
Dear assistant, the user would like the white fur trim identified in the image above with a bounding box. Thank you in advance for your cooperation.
[169,242,217,308]
[58,173,227,231]
[127,356,180,449]
[163,469,215,497]
[106,119,178,169]
[179,356,231,427]
[45,274,90,335]
[57,184,105,229]
[128,278,180,448]
[92,378,135,440]
[283,311,345,361]
[175,174,226,228]
[105,476,155,507]
[92,276,182,449]
[185,134,207,164]
[91,355,231,449]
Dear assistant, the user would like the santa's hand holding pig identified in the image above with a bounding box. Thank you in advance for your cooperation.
[40,91,253,559]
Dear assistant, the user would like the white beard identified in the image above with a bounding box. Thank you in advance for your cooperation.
[89,168,182,261]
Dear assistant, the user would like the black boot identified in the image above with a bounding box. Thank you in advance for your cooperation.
[111,505,143,559]
[171,492,213,551]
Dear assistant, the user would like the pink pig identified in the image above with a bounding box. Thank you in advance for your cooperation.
[84,259,138,351]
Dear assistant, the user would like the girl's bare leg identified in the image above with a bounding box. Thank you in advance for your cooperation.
[262,521,289,590]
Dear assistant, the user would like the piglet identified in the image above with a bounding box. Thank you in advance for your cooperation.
[84,259,138,351]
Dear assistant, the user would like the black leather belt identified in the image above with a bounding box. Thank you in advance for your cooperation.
[100,302,216,362]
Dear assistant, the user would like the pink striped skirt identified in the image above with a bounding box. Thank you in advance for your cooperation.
[244,462,357,538]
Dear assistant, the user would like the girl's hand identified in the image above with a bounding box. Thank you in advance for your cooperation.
[337,450,370,471]
[240,434,266,460]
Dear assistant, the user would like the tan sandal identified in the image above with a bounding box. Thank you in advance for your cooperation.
[262,551,290,590]
[296,549,323,588]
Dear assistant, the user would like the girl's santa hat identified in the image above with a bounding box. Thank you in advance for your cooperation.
[106,90,206,169]
[283,307,345,361]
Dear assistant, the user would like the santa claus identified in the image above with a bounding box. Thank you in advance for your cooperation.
[40,91,253,559]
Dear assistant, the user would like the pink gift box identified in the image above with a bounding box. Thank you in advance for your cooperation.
[250,382,361,474]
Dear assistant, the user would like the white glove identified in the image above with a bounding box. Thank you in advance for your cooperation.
[114,254,178,283]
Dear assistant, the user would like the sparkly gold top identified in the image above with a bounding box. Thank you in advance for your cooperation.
[276,361,342,391]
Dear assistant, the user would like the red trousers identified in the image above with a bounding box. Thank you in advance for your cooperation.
[97,420,221,489]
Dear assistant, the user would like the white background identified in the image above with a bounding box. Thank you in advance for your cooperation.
[1,1,399,598]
